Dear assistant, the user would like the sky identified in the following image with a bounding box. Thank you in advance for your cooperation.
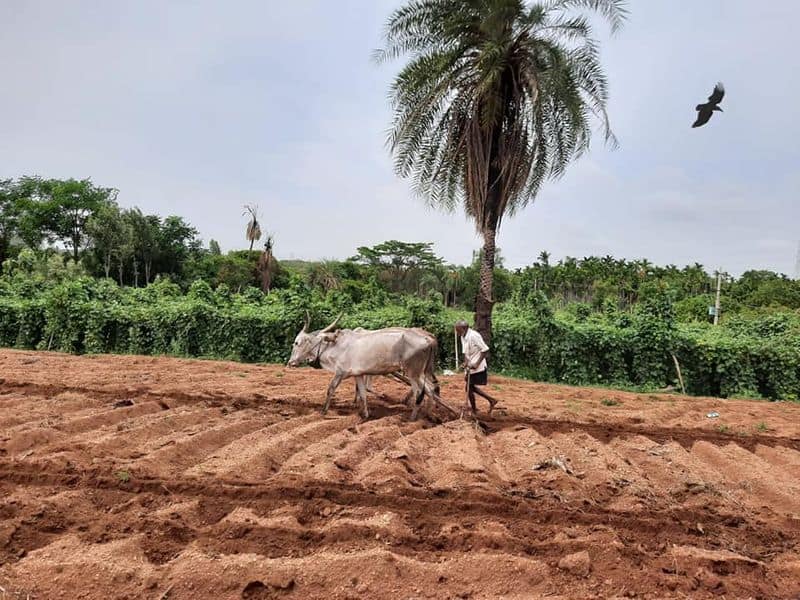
[1,1,799,276]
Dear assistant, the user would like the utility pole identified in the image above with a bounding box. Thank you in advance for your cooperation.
[713,268,722,326]
[794,241,800,280]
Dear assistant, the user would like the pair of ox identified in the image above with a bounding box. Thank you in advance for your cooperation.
[287,313,456,420]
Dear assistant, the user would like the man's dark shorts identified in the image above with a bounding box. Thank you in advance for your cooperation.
[466,370,488,386]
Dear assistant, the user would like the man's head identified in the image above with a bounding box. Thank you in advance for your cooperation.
[454,319,469,337]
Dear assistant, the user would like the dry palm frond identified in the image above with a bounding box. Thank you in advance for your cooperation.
[243,204,262,250]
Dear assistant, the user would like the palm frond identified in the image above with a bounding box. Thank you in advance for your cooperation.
[380,0,625,233]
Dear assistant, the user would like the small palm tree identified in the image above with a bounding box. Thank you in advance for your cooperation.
[243,204,262,251]
[377,0,626,345]
[257,235,275,293]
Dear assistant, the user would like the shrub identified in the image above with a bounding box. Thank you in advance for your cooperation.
[0,277,797,400]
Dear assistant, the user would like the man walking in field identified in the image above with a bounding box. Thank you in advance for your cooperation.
[455,320,498,415]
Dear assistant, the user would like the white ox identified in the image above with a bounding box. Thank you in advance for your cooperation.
[352,326,440,404]
[287,315,452,420]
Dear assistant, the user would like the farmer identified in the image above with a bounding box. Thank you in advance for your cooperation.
[454,320,498,414]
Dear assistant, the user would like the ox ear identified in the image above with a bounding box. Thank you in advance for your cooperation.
[303,310,311,333]
[320,312,343,333]
[322,331,340,343]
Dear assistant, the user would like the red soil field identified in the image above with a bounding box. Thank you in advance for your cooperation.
[1,349,799,599]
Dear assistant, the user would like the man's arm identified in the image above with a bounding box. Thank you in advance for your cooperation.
[470,350,488,370]
[470,333,489,369]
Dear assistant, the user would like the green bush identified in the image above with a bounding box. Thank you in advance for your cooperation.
[0,276,797,401]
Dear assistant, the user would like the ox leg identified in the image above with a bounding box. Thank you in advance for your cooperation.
[365,375,385,399]
[385,371,414,405]
[355,377,369,419]
[409,381,426,421]
[354,376,368,405]
[323,372,345,414]
[423,379,458,418]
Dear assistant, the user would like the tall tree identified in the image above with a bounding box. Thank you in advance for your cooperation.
[0,179,22,268]
[21,177,118,262]
[158,215,198,277]
[86,202,127,278]
[353,240,444,295]
[378,0,625,344]
[124,209,161,286]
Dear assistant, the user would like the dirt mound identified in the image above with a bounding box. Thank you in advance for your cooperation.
[1,349,800,599]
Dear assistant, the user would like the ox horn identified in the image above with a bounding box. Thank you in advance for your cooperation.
[320,312,343,334]
[303,310,311,332]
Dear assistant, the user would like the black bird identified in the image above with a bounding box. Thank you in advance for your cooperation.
[692,82,725,128]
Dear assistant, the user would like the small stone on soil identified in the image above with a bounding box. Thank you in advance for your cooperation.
[558,550,592,577]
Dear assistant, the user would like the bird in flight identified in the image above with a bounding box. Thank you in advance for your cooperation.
[692,82,725,128]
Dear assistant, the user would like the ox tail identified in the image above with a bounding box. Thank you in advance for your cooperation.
[426,340,440,397]
[417,344,437,404]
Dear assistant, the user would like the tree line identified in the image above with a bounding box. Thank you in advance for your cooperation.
[1,177,200,286]
[2,176,799,321]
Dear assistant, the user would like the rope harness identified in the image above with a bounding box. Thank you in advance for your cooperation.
[308,336,332,370]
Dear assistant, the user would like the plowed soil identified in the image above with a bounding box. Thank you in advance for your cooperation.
[1,350,800,599]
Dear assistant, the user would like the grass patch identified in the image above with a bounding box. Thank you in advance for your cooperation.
[716,424,730,434]
[115,469,131,483]
[601,398,621,407]
[754,421,770,433]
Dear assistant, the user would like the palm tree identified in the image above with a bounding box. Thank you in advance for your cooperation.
[377,0,625,345]
[537,250,551,268]
[243,205,262,251]
[257,235,276,293]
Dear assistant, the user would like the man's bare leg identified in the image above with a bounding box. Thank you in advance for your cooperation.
[467,387,477,414]
[472,387,498,414]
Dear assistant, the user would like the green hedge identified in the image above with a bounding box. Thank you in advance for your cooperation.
[0,279,798,401]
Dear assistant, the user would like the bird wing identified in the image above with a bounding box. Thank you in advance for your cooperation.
[692,107,712,128]
[708,82,724,105]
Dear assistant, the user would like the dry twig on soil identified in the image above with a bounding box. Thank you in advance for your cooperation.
[533,456,575,475]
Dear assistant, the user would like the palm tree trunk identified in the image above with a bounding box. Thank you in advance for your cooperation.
[474,227,496,348]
